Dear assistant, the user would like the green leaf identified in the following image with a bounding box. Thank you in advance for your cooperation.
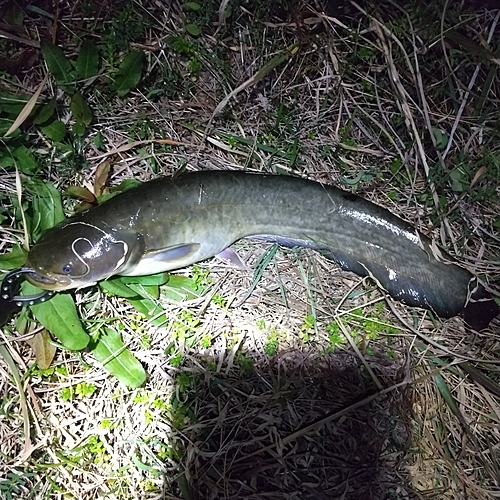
[183,2,201,10]
[128,282,160,300]
[75,40,99,81]
[13,145,37,175]
[93,131,105,149]
[127,297,167,326]
[39,118,66,141]
[120,273,170,286]
[71,92,93,126]
[162,275,202,301]
[111,51,144,97]
[0,245,27,271]
[40,41,76,94]
[30,180,64,234]
[99,279,141,299]
[89,327,146,388]
[32,97,56,125]
[109,178,143,193]
[185,23,201,36]
[26,284,90,351]
[4,3,25,25]
[72,121,86,137]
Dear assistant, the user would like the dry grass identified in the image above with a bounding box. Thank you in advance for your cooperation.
[1,0,500,499]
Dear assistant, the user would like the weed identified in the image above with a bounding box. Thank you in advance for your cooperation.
[235,352,254,374]
[326,322,347,349]
[60,382,97,401]
[264,332,279,356]
[299,314,316,343]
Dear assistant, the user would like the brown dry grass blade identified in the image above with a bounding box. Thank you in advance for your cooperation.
[5,75,48,137]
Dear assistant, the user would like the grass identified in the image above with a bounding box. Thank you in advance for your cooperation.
[1,0,500,498]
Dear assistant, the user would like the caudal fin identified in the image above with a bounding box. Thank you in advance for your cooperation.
[463,279,499,330]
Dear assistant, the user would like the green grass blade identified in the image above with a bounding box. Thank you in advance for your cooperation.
[236,244,279,305]
[89,327,146,388]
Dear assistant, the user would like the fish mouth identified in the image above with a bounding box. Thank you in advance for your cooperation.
[26,272,70,290]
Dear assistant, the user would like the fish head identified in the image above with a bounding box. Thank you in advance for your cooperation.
[26,221,143,291]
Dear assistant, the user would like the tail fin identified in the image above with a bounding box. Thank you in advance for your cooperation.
[463,279,499,330]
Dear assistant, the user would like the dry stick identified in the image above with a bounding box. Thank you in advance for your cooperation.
[371,21,440,212]
[233,377,409,463]
[386,300,500,364]
[200,44,299,143]
[440,1,500,162]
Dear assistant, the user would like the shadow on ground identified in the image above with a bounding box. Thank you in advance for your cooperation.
[167,348,419,500]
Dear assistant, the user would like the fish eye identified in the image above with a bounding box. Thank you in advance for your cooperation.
[62,264,73,274]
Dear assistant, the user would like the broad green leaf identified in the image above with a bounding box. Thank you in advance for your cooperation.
[111,51,144,97]
[128,283,160,300]
[0,93,29,116]
[185,24,201,36]
[40,41,75,94]
[26,5,53,18]
[109,178,142,193]
[30,180,64,234]
[32,97,56,125]
[128,297,167,326]
[26,283,90,351]
[93,131,105,149]
[0,245,27,271]
[39,118,66,141]
[183,2,201,10]
[72,121,86,137]
[100,279,141,299]
[89,327,146,388]
[75,40,99,81]
[71,92,92,126]
[13,145,37,175]
[4,3,24,25]
[99,279,167,326]
[162,275,202,301]
[121,273,170,286]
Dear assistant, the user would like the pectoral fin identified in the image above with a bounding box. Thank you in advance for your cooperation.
[216,247,248,270]
[128,243,201,275]
[146,243,201,263]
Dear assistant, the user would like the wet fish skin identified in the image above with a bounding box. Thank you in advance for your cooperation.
[26,171,499,330]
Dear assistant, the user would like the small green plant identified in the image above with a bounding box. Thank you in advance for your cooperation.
[299,314,316,342]
[0,471,36,500]
[200,334,212,348]
[84,435,110,465]
[60,381,97,401]
[256,319,266,330]
[176,372,194,393]
[172,309,201,348]
[326,322,346,348]
[235,352,254,374]
[264,332,279,356]
[212,294,227,308]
